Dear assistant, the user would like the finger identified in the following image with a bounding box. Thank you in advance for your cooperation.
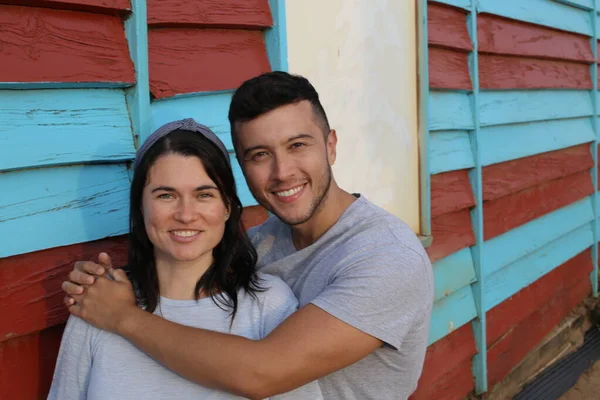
[74,260,105,276]
[69,269,96,285]
[62,281,84,295]
[67,303,82,318]
[71,293,84,304]
[109,268,130,284]
[64,295,75,307]
[98,252,113,270]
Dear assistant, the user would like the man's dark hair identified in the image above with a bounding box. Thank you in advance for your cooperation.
[228,71,331,155]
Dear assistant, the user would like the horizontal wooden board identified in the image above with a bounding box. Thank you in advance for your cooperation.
[241,205,268,231]
[479,117,595,167]
[432,248,477,302]
[478,0,592,36]
[147,0,272,29]
[482,197,594,278]
[487,275,591,387]
[479,55,592,90]
[0,326,64,400]
[0,89,135,171]
[429,285,478,345]
[477,13,594,62]
[428,47,472,90]
[427,209,475,263]
[0,164,130,258]
[431,169,475,218]
[486,249,592,346]
[482,144,593,201]
[429,91,474,131]
[411,357,474,400]
[478,90,593,128]
[428,2,471,52]
[0,236,128,342]
[0,5,134,85]
[430,131,475,174]
[554,0,594,10]
[430,0,470,10]
[484,222,593,311]
[148,29,271,99]
[0,0,130,15]
[483,170,594,240]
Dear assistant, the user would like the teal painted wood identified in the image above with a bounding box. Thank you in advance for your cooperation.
[429,91,474,131]
[482,197,595,278]
[433,248,477,302]
[429,285,478,345]
[479,90,594,127]
[467,5,487,394]
[554,0,595,10]
[265,0,288,71]
[419,0,431,237]
[484,222,594,311]
[591,5,599,297]
[125,0,151,146]
[430,131,475,174]
[0,89,135,172]
[0,82,133,90]
[478,0,593,36]
[0,164,130,258]
[479,117,596,166]
[431,0,471,10]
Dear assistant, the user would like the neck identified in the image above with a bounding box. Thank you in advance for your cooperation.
[155,252,213,300]
[290,181,357,250]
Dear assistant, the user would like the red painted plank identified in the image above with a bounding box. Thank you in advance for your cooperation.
[431,170,475,218]
[0,5,134,84]
[429,46,472,90]
[486,249,592,346]
[148,29,271,99]
[427,209,475,263]
[482,144,593,202]
[428,2,471,52]
[241,205,268,231]
[0,236,128,343]
[0,0,130,14]
[0,325,64,400]
[479,54,592,90]
[483,170,593,240]
[147,0,272,29]
[487,275,592,387]
[410,358,474,400]
[478,14,594,62]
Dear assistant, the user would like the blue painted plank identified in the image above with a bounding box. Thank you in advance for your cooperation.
[429,285,478,345]
[480,117,595,166]
[478,0,592,36]
[433,248,477,302]
[482,197,594,277]
[0,164,130,258]
[553,0,594,10]
[419,0,432,237]
[0,89,135,172]
[430,131,475,174]
[484,222,594,311]
[265,0,288,71]
[479,90,594,127]
[429,92,474,131]
[0,82,132,90]
[431,0,471,10]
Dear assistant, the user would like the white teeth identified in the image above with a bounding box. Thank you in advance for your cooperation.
[171,230,199,237]
[275,185,304,197]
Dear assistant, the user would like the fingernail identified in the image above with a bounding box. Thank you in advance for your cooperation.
[77,287,84,294]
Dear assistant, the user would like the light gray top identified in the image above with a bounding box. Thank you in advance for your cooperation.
[47,273,323,400]
[250,195,434,400]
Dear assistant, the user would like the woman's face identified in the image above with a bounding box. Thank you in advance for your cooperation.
[141,153,229,265]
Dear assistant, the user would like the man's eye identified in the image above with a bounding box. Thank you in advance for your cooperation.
[290,142,305,149]
[252,151,269,160]
[157,193,173,199]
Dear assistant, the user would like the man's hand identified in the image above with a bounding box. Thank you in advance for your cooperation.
[68,267,138,333]
[62,252,113,307]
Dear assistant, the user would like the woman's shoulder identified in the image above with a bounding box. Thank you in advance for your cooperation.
[255,272,295,298]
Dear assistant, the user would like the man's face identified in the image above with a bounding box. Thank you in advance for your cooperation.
[235,101,337,226]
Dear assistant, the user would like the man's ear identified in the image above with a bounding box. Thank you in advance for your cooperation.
[326,129,338,166]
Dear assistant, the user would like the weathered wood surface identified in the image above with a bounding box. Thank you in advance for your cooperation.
[430,131,475,174]
[429,47,472,90]
[429,91,473,131]
[482,144,593,201]
[148,29,271,98]
[428,2,471,52]
[147,0,272,29]
[432,248,476,302]
[427,209,475,263]
[479,55,592,90]
[429,285,478,345]
[0,5,134,84]
[0,0,130,14]
[483,170,594,240]
[478,13,594,62]
[431,169,474,218]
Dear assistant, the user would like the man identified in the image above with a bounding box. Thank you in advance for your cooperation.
[62,72,434,399]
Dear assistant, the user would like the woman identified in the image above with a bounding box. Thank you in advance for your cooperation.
[47,119,323,399]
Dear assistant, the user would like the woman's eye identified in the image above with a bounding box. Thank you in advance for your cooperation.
[198,193,214,199]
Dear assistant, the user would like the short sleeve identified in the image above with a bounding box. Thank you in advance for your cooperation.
[47,316,96,400]
[310,246,433,350]
[258,274,299,338]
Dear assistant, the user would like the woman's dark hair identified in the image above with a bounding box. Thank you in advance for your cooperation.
[127,129,261,322]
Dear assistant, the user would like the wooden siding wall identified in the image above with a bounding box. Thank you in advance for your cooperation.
[0,1,280,398]
[412,1,599,398]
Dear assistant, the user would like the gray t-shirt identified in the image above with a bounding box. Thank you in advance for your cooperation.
[250,195,434,400]
[47,273,323,400]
